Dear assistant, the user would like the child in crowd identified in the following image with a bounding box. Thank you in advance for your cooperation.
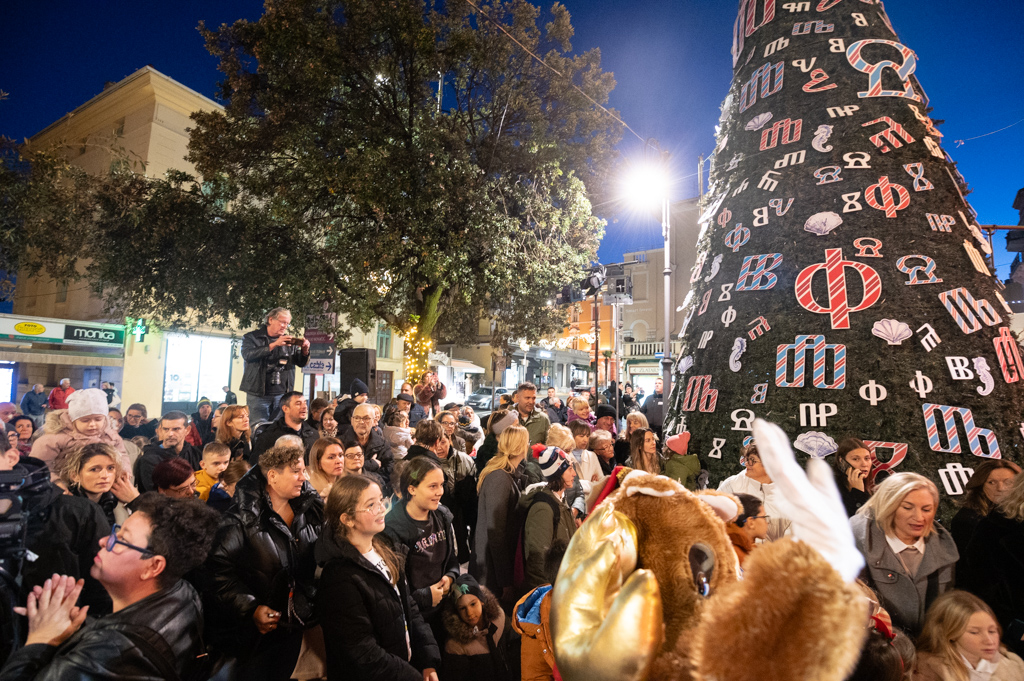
[195,441,232,501]
[441,574,518,681]
[31,387,130,481]
[513,541,567,681]
[663,431,703,491]
[207,459,249,512]
[565,397,595,428]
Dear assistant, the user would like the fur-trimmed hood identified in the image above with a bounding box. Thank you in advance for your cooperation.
[442,584,504,645]
[31,409,129,481]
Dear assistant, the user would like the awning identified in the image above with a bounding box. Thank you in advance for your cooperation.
[450,359,486,374]
[0,348,124,368]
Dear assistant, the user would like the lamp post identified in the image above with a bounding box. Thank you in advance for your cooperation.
[623,139,673,401]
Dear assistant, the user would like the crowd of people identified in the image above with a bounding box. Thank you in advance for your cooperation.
[0,308,1021,681]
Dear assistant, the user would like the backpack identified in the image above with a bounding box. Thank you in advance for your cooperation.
[512,492,562,593]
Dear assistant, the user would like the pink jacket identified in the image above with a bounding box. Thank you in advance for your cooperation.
[30,410,130,482]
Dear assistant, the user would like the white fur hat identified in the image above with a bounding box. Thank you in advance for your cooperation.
[67,388,110,422]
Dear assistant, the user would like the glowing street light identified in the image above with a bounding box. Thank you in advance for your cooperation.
[622,139,674,399]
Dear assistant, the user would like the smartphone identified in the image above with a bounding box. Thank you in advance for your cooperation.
[837,455,853,476]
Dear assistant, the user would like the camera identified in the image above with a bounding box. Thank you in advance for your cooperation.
[285,337,306,346]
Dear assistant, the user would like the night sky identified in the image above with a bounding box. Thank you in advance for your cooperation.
[2,0,1021,274]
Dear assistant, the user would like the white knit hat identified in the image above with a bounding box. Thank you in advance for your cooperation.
[67,388,110,422]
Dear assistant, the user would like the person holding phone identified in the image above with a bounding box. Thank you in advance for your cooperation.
[833,438,875,517]
[240,307,311,423]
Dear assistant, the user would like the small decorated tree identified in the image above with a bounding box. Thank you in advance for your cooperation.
[667,0,1024,515]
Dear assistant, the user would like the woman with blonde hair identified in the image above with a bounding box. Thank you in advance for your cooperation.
[216,404,252,461]
[566,396,595,427]
[915,590,1024,681]
[614,412,649,464]
[851,472,958,635]
[307,437,346,498]
[962,471,1024,640]
[547,423,599,518]
[472,424,529,604]
[61,442,139,525]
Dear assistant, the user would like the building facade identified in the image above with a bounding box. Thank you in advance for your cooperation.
[10,66,404,414]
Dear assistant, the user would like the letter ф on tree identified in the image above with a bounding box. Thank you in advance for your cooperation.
[666,0,1024,518]
[179,0,618,357]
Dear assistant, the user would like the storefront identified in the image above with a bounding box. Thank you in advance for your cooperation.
[160,333,237,413]
[626,362,661,395]
[431,351,487,403]
[0,313,126,405]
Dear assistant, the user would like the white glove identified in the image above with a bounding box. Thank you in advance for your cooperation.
[753,418,864,583]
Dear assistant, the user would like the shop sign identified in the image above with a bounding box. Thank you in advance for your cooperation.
[631,366,661,375]
[303,358,335,375]
[0,315,125,347]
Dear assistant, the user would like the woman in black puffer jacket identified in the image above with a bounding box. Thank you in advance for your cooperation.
[316,474,440,681]
[205,441,323,680]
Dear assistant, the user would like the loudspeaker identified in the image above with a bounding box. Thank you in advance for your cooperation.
[338,348,376,397]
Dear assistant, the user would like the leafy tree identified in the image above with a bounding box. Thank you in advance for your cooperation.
[185,0,620,368]
[2,0,620,369]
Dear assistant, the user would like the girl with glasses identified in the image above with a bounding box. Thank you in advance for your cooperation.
[318,475,440,681]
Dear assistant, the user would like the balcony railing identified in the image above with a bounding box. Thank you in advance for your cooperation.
[625,341,681,358]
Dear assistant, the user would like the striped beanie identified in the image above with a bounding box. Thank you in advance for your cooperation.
[534,445,571,481]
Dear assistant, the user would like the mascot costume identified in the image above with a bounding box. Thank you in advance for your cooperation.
[551,419,869,681]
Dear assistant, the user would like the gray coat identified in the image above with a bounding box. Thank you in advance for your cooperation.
[851,512,958,635]
[470,468,522,595]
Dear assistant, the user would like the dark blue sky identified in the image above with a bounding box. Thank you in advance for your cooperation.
[2,1,1022,275]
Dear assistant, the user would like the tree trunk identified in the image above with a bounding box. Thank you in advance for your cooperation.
[667,0,1024,518]
[405,286,444,381]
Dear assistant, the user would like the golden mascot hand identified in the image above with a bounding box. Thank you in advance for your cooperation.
[551,419,869,681]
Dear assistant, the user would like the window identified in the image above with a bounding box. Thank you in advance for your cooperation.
[376,324,391,359]
[55,282,68,303]
[113,118,125,136]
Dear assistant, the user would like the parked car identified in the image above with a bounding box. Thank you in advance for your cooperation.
[466,386,514,411]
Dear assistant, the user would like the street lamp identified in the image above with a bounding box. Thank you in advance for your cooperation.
[623,139,673,401]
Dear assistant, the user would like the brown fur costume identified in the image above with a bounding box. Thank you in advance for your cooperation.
[552,470,867,681]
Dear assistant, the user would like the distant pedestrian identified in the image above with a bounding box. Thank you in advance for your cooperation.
[48,378,75,411]
[639,377,664,440]
[20,384,48,428]
[223,385,238,405]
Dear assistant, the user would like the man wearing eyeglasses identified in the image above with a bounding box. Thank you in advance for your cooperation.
[249,392,319,464]
[1,494,220,680]
[340,403,394,493]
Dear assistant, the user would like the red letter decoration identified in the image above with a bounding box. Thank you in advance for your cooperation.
[795,248,882,329]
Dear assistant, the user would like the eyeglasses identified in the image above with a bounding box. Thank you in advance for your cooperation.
[351,416,373,423]
[343,452,364,460]
[749,515,771,521]
[106,524,155,557]
[357,499,390,515]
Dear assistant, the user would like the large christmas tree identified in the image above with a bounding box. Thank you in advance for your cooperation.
[666,0,1024,515]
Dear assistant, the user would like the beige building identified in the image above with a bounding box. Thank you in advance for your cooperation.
[618,197,702,392]
[7,66,404,415]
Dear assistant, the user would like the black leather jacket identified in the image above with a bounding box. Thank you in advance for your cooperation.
[0,579,206,681]
[204,464,324,651]
[239,326,309,397]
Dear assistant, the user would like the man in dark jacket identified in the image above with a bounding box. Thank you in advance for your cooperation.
[205,443,323,681]
[19,384,48,428]
[333,378,369,430]
[222,385,238,405]
[640,377,665,440]
[239,307,310,423]
[544,397,568,425]
[250,392,319,464]
[340,403,394,492]
[1,494,219,681]
[134,412,203,493]
[190,398,216,445]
